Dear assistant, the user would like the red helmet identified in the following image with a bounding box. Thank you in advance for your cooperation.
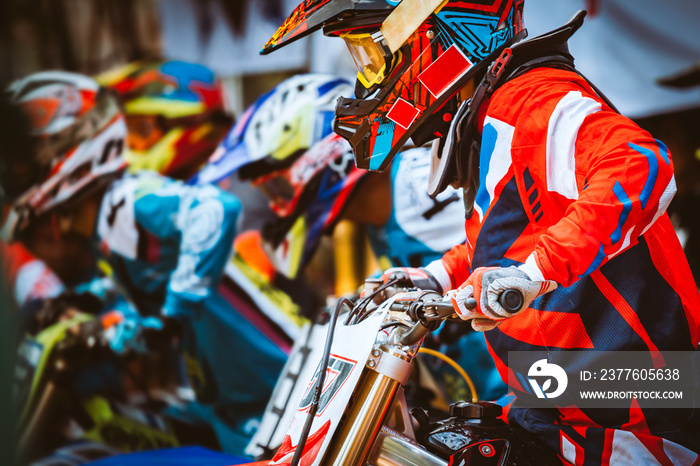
[98,60,232,180]
[262,0,525,174]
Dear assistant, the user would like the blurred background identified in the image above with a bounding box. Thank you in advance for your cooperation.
[3,0,700,112]
[3,0,699,173]
[5,0,698,274]
[1,0,699,463]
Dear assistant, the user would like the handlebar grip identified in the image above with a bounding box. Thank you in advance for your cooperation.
[498,289,524,313]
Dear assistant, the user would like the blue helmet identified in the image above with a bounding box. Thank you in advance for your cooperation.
[194,73,353,185]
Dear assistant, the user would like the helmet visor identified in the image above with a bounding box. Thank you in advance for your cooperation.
[341,32,391,90]
[125,114,165,151]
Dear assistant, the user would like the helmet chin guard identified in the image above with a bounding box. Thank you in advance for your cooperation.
[333,24,481,172]
[334,29,523,174]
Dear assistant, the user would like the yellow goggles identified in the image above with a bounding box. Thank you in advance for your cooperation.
[341,31,393,90]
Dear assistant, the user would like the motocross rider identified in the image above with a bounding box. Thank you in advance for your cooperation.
[261,0,700,462]
[0,70,287,455]
[0,93,66,312]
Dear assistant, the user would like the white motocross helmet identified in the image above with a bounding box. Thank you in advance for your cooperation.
[1,71,127,242]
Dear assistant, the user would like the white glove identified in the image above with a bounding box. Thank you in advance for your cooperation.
[450,257,557,331]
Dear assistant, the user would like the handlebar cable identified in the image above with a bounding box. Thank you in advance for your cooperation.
[418,347,478,402]
[380,321,411,332]
[349,278,398,324]
[345,277,401,325]
[290,296,352,466]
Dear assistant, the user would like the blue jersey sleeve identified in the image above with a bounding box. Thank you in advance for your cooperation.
[132,177,241,317]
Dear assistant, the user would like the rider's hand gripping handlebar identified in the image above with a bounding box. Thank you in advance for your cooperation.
[391,288,524,346]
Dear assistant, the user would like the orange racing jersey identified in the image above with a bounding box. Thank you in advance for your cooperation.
[434,67,700,462]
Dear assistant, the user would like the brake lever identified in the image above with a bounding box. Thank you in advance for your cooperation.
[397,299,454,346]
[397,289,524,347]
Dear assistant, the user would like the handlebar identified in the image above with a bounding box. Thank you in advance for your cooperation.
[387,287,524,346]
[400,322,432,346]
[389,299,454,319]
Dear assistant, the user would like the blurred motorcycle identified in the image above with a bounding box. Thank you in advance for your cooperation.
[13,294,219,465]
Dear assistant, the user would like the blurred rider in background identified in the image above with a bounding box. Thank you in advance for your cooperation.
[198,73,507,402]
[0,60,233,310]
[0,69,285,455]
[262,0,700,462]
[98,60,233,181]
[0,91,67,309]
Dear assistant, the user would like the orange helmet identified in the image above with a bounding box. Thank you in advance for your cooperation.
[263,0,525,184]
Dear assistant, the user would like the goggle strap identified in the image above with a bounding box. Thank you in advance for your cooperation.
[381,0,448,53]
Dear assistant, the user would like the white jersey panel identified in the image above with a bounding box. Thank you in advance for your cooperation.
[97,176,138,260]
[392,147,466,254]
[545,91,601,201]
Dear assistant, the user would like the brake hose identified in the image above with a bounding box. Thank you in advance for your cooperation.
[418,347,478,402]
[347,277,400,325]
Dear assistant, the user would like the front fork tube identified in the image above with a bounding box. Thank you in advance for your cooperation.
[322,367,400,466]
